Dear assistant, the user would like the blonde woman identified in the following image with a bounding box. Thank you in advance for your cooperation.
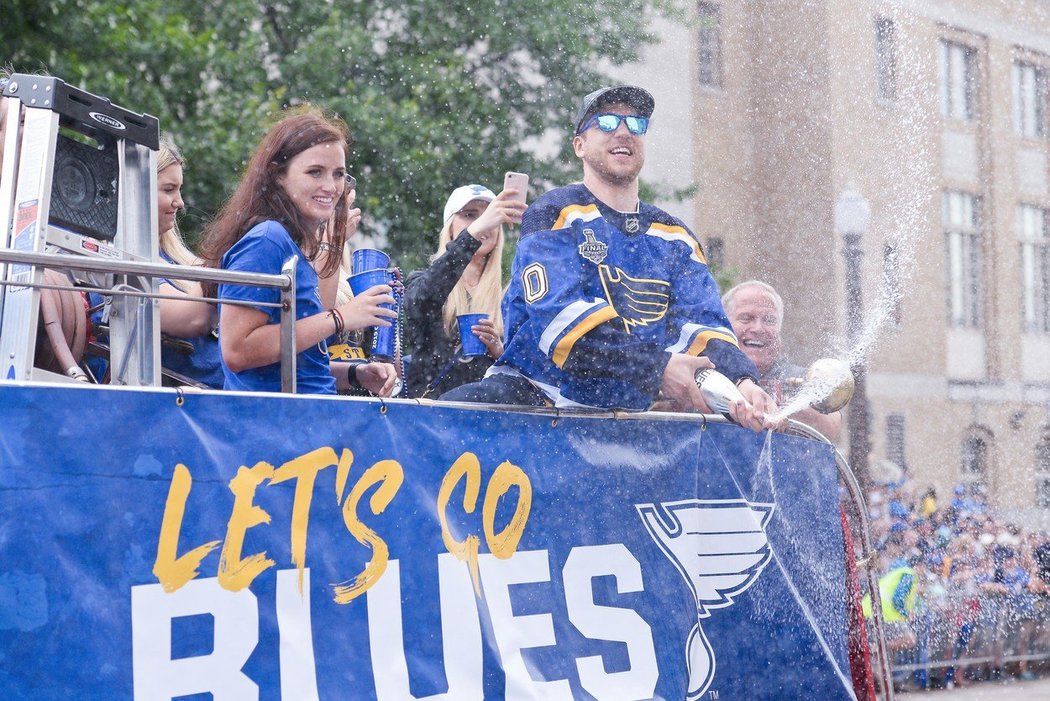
[87,134,222,386]
[153,135,224,387]
[403,184,525,397]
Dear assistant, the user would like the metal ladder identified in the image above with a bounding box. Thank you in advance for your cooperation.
[0,73,160,385]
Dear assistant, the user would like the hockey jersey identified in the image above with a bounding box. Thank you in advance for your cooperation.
[493,183,756,410]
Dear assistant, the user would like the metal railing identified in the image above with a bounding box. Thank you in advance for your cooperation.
[0,247,299,392]
[888,597,1050,687]
[787,419,895,700]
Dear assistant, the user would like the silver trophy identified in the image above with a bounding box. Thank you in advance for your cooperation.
[781,358,855,414]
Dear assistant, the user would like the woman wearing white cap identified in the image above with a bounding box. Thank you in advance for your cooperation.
[403,184,526,397]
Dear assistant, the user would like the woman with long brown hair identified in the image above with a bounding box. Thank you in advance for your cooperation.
[199,107,396,394]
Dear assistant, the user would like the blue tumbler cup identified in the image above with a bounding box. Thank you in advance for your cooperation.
[351,248,390,274]
[457,313,489,358]
[347,269,398,360]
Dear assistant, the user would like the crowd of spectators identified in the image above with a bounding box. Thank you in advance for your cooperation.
[865,477,1050,689]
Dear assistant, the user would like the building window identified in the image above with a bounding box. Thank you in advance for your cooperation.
[886,413,906,469]
[1013,61,1046,138]
[1037,430,1050,508]
[883,244,902,325]
[939,39,978,121]
[875,17,897,101]
[944,191,982,327]
[961,428,992,480]
[697,3,722,89]
[1019,204,1050,332]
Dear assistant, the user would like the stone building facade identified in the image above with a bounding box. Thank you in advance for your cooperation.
[620,0,1050,524]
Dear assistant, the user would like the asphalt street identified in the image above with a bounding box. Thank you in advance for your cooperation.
[898,677,1050,700]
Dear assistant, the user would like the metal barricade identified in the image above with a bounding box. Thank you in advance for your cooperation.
[889,588,1050,688]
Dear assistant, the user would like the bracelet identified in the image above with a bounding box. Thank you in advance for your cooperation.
[318,241,333,253]
[346,360,366,389]
[329,308,345,336]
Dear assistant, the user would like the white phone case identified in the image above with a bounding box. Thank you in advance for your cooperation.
[504,171,529,203]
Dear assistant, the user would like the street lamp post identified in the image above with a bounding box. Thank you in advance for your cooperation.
[835,184,872,487]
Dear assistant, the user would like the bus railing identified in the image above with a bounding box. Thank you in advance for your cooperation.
[0,247,299,392]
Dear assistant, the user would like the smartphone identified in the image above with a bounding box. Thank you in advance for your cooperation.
[504,171,529,204]
[345,173,357,191]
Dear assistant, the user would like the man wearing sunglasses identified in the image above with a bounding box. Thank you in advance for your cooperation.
[443,85,778,431]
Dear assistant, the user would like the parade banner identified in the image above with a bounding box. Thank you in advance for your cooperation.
[0,384,856,700]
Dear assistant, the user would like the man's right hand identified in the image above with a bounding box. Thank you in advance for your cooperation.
[660,354,715,412]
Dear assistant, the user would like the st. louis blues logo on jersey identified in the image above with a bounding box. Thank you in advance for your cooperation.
[636,499,775,700]
[598,264,670,332]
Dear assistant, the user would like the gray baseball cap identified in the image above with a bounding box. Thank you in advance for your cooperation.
[573,85,655,134]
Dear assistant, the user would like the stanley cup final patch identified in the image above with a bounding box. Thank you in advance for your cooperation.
[578,228,608,264]
[636,499,775,700]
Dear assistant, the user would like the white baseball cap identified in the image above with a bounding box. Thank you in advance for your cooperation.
[443,184,496,224]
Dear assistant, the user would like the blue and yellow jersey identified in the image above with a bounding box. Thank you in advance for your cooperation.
[494,183,756,409]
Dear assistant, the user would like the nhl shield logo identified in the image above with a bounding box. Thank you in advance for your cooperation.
[578,228,608,264]
[636,499,774,699]
[624,216,640,233]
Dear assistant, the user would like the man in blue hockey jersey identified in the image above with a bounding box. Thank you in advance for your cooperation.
[443,85,778,430]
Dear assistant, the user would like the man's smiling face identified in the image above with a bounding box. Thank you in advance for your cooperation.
[728,286,783,376]
[572,101,646,187]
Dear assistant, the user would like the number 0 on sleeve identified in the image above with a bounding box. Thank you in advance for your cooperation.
[522,263,549,304]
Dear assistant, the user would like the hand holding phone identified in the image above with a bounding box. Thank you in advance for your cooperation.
[503,171,529,204]
[468,173,528,236]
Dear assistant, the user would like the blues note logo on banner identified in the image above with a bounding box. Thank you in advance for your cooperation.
[636,499,775,700]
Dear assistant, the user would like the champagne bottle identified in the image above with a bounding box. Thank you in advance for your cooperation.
[693,368,745,417]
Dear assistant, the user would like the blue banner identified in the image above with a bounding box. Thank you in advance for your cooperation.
[0,384,855,700]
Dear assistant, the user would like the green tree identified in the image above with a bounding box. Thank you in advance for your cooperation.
[3,0,680,267]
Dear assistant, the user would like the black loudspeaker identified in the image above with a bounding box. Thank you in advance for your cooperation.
[49,133,119,242]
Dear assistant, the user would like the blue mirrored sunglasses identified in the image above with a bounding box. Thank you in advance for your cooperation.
[581,113,650,135]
